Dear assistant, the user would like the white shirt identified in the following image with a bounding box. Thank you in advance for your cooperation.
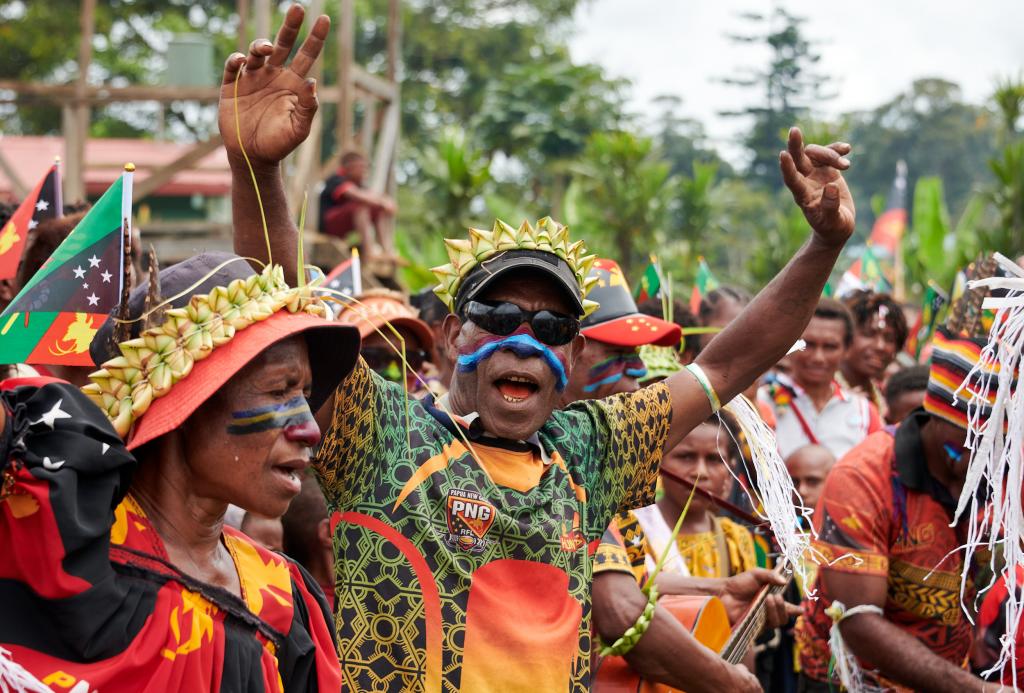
[629,504,692,577]
[760,374,881,461]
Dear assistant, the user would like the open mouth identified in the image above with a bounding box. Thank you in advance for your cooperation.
[494,374,540,404]
[270,460,308,493]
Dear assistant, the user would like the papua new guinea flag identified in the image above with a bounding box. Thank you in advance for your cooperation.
[0,161,62,280]
[0,168,132,367]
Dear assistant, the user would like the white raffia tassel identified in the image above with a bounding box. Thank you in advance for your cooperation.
[955,252,1024,688]
[0,647,51,693]
[825,601,886,693]
[722,394,816,593]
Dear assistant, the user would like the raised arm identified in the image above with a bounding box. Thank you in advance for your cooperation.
[661,127,855,450]
[218,4,329,285]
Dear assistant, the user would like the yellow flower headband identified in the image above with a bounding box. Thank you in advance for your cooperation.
[82,264,326,437]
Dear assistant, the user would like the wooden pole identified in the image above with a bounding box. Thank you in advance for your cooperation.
[359,95,377,156]
[236,0,251,53]
[387,0,400,82]
[0,78,394,105]
[369,100,399,194]
[65,0,96,204]
[336,0,355,151]
[253,0,271,40]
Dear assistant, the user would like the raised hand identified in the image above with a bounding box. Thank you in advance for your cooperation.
[218,4,330,168]
[779,127,856,247]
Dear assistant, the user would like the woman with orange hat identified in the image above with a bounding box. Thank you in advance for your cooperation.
[0,253,358,691]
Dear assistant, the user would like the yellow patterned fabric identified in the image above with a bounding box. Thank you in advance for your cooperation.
[674,516,758,579]
[611,511,758,581]
[316,360,673,691]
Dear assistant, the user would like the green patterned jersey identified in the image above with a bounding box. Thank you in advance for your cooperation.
[317,360,672,692]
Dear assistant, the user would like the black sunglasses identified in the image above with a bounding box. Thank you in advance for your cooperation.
[361,346,429,373]
[461,300,580,346]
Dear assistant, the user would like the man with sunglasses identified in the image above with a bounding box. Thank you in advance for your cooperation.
[224,9,856,689]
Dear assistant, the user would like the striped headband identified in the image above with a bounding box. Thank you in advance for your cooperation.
[923,326,998,430]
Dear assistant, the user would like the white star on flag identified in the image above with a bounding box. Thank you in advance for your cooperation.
[87,293,99,306]
[28,220,38,230]
[82,282,88,290]
[73,266,86,279]
[33,399,71,430]
[101,270,112,283]
[42,456,65,471]
[88,255,101,268]
[35,199,49,212]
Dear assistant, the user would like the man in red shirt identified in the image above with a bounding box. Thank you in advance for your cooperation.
[319,151,397,258]
[796,328,998,692]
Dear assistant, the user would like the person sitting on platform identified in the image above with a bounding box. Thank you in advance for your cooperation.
[319,150,396,260]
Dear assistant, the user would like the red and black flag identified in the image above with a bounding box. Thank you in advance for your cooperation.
[0,167,130,366]
[323,248,361,296]
[0,160,62,280]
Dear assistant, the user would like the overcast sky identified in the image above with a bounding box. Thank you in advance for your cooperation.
[568,0,1024,160]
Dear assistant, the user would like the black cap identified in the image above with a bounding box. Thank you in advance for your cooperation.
[454,249,585,316]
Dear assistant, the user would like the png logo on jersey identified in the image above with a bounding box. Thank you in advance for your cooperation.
[444,489,496,552]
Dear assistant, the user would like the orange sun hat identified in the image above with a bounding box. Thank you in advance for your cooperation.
[83,253,360,450]
[336,289,435,349]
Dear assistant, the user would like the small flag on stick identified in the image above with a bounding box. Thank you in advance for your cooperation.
[689,257,718,314]
[0,165,133,366]
[0,160,62,280]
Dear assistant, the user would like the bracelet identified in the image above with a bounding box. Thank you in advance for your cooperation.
[599,584,659,657]
[685,363,721,413]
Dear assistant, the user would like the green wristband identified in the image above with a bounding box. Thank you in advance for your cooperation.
[599,584,659,657]
[685,363,721,413]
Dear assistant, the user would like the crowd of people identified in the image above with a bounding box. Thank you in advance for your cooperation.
[2,6,1023,693]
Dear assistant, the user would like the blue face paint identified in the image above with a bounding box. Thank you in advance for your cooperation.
[456,333,569,391]
[943,442,965,464]
[581,353,648,393]
[227,395,314,435]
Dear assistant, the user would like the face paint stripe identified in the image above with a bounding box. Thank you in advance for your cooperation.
[231,395,308,419]
[227,409,315,435]
[456,333,569,391]
[582,372,627,393]
[230,404,311,427]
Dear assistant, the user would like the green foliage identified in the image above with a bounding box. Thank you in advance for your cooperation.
[745,192,813,287]
[1,0,238,137]
[981,139,1024,253]
[397,126,491,289]
[720,8,832,187]
[904,177,954,290]
[844,79,998,230]
[566,131,675,277]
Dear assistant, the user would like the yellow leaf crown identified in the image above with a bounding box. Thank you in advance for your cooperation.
[431,216,600,316]
[81,264,327,437]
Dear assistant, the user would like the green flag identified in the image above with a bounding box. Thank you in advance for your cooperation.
[0,169,132,366]
[634,256,662,303]
[689,257,718,313]
[860,246,892,293]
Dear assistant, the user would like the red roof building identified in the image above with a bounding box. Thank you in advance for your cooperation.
[0,135,230,200]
